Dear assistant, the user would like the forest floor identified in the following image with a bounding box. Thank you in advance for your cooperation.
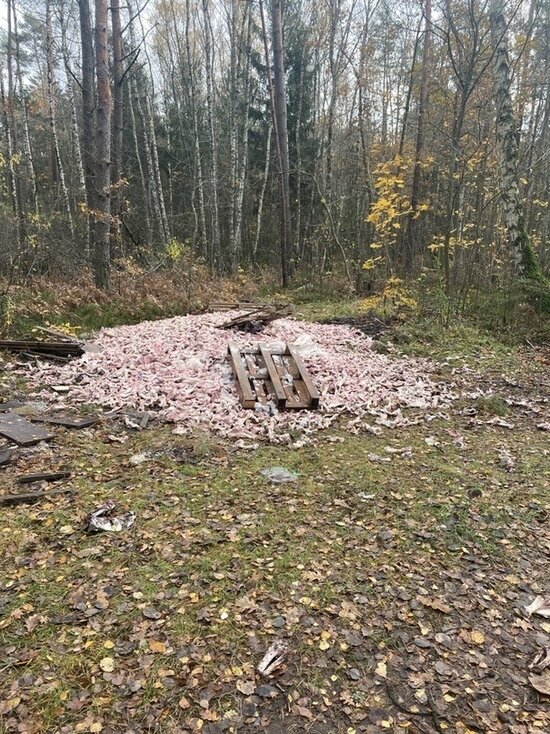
[0,297,549,734]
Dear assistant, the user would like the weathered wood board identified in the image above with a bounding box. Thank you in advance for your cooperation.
[0,413,54,446]
[227,342,319,411]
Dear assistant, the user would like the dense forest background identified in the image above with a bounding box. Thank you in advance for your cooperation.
[0,0,548,310]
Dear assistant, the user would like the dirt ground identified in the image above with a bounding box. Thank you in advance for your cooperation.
[0,318,549,734]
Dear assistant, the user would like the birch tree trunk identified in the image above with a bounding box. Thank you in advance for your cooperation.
[6,0,26,251]
[93,0,111,289]
[489,0,548,306]
[184,0,207,259]
[13,0,38,217]
[201,0,221,269]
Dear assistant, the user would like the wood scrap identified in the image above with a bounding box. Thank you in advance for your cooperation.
[17,471,71,484]
[227,341,319,410]
[218,304,294,331]
[31,414,99,429]
[0,487,75,507]
[209,301,290,312]
[0,413,54,446]
[0,400,26,412]
[0,446,12,466]
[0,338,84,359]
[21,351,73,363]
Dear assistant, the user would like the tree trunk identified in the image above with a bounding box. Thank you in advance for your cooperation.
[110,0,124,255]
[489,0,548,305]
[77,0,95,249]
[270,0,291,287]
[183,0,207,259]
[46,0,74,237]
[6,0,26,252]
[405,0,431,267]
[201,0,221,270]
[93,0,111,289]
[253,122,272,262]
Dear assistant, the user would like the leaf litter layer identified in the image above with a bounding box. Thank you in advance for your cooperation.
[27,312,452,442]
[1,318,549,733]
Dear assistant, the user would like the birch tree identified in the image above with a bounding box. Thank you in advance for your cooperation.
[489,0,549,307]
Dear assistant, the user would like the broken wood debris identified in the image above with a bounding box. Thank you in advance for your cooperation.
[31,414,99,429]
[209,301,291,312]
[0,338,84,360]
[17,471,71,484]
[218,304,294,331]
[0,446,12,467]
[227,341,320,410]
[0,486,75,507]
[0,412,54,446]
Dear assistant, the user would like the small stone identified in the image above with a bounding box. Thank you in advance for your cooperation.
[272,616,285,629]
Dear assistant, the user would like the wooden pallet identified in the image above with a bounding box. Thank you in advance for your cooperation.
[227,342,320,410]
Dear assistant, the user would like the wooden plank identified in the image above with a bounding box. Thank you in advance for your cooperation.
[0,487,75,507]
[0,447,12,467]
[259,346,287,408]
[0,400,26,412]
[286,346,320,408]
[0,339,83,358]
[31,414,99,429]
[17,471,71,484]
[227,342,256,408]
[0,413,54,446]
[21,351,73,363]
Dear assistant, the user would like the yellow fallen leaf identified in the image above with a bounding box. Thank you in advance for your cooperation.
[471,630,485,645]
[2,697,21,713]
[103,640,114,649]
[320,630,331,640]
[89,724,103,733]
[319,640,330,650]
[178,696,191,709]
[99,657,115,673]
[375,661,387,678]
[149,640,167,654]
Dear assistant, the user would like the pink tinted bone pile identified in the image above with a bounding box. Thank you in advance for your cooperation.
[30,312,451,442]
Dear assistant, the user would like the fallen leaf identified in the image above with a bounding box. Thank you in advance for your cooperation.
[236,680,256,696]
[375,661,387,678]
[529,670,550,696]
[148,640,166,654]
[99,657,115,673]
[178,696,191,710]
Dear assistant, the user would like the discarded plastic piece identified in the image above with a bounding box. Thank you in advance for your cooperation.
[257,641,288,676]
[129,451,150,466]
[290,334,320,358]
[260,467,298,484]
[85,500,136,533]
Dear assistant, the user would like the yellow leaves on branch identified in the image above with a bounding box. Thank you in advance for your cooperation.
[361,276,418,315]
[364,156,430,255]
